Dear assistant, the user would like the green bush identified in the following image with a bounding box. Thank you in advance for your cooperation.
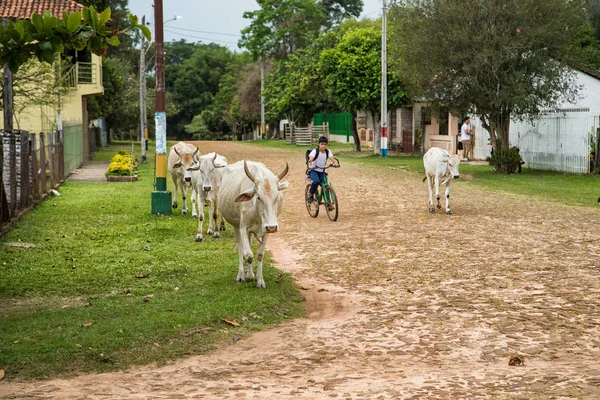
[486,142,524,174]
[105,149,135,176]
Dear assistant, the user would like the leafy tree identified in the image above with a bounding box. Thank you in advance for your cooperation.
[0,6,150,73]
[86,57,139,138]
[164,41,234,139]
[319,25,408,153]
[389,0,589,166]
[239,0,362,59]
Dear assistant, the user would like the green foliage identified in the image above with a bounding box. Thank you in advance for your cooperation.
[389,0,589,154]
[319,25,408,114]
[486,143,524,174]
[0,6,151,73]
[105,149,134,176]
[0,142,306,380]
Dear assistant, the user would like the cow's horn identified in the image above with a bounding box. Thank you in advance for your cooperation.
[212,152,218,166]
[277,162,289,181]
[193,146,200,156]
[243,160,256,183]
[173,147,181,157]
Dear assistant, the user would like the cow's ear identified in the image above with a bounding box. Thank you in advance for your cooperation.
[235,188,255,202]
[278,181,289,191]
[173,162,182,168]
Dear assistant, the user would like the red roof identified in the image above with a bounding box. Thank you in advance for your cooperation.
[0,0,84,20]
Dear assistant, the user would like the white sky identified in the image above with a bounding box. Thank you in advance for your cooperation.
[126,0,384,51]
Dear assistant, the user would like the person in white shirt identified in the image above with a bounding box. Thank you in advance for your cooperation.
[306,136,339,202]
[460,116,473,161]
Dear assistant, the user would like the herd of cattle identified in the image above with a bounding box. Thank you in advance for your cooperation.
[168,142,460,288]
[167,142,289,289]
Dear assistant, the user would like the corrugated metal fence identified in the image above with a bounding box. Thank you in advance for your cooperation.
[1,130,64,235]
[511,109,596,174]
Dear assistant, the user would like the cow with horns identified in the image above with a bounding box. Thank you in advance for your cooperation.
[167,142,200,215]
[218,160,289,289]
[422,147,461,214]
[189,152,228,242]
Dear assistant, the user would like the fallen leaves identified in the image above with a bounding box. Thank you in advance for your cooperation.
[509,355,525,366]
[222,318,240,327]
[81,322,93,327]
[136,273,149,279]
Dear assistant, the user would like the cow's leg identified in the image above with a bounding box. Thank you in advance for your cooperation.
[233,228,247,282]
[255,234,268,289]
[244,230,255,281]
[206,199,214,235]
[195,193,204,242]
[171,177,179,209]
[445,181,452,214]
[191,187,198,218]
[210,200,220,238]
[434,174,442,209]
[426,175,435,213]
[220,213,226,231]
[180,183,188,215]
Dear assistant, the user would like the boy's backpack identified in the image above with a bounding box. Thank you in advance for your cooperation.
[305,147,331,166]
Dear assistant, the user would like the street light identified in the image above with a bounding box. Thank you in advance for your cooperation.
[164,15,182,25]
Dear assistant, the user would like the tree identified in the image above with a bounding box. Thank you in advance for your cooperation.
[0,6,150,73]
[319,25,408,154]
[389,0,589,165]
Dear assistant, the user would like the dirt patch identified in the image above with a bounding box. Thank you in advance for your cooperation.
[2,141,600,399]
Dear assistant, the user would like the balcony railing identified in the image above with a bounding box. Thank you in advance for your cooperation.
[63,62,98,88]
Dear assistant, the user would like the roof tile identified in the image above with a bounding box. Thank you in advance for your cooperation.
[0,0,84,20]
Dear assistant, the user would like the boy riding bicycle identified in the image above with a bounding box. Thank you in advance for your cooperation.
[306,136,339,203]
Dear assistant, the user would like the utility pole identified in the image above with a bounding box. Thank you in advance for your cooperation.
[380,0,388,157]
[151,0,172,214]
[260,56,265,139]
[139,15,148,164]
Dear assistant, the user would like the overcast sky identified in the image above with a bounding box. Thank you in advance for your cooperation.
[126,0,385,51]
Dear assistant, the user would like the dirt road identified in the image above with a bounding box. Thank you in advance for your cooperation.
[2,141,600,399]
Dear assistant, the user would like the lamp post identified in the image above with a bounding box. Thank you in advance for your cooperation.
[380,0,388,157]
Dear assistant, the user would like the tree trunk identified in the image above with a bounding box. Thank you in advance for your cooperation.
[351,111,361,152]
[370,110,381,155]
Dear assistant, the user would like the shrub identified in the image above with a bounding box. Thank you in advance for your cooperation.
[486,141,524,174]
[106,149,135,176]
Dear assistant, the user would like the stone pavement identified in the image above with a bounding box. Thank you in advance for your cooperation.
[66,161,110,183]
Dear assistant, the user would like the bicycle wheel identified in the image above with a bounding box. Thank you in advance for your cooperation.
[305,184,319,218]
[324,185,338,221]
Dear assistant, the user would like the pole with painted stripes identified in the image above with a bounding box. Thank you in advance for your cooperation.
[380,0,388,157]
[151,0,172,214]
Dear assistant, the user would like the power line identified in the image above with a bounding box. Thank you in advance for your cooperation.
[165,26,242,37]
[163,29,240,46]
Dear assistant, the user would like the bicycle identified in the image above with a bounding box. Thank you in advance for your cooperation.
[305,159,340,221]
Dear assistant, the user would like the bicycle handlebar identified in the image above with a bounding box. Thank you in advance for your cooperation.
[308,158,340,170]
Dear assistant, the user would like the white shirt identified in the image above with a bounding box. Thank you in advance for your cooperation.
[309,149,333,172]
[460,123,471,141]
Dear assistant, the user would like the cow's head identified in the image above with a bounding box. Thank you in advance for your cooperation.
[172,146,200,184]
[447,155,461,179]
[189,153,226,192]
[235,161,289,233]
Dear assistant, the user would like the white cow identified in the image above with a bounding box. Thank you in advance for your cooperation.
[423,147,461,214]
[167,142,200,215]
[189,152,228,242]
[218,160,289,289]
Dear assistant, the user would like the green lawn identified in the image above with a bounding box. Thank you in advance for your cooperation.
[0,140,306,381]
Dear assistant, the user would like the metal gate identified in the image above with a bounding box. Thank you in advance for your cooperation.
[510,109,595,173]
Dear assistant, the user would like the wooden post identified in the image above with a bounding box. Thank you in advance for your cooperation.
[40,133,47,194]
[47,132,55,189]
[30,135,39,201]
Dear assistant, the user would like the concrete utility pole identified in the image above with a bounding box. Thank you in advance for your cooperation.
[151,0,172,214]
[260,56,265,139]
[139,15,148,164]
[1,18,14,222]
[380,0,388,157]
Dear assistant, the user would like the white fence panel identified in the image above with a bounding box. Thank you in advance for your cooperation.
[511,110,594,173]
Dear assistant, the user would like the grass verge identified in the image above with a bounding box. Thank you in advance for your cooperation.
[0,141,306,381]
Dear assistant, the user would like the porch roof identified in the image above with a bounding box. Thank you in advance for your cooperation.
[0,0,83,20]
